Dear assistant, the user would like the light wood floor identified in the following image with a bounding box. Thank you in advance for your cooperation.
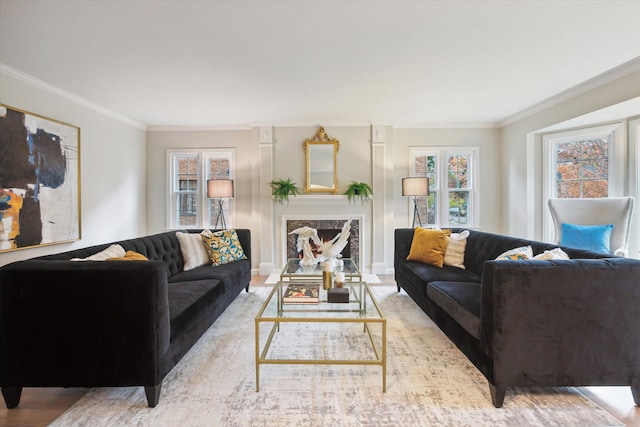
[1,275,638,427]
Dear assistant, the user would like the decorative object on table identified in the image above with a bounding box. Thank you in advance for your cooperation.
[322,262,334,290]
[289,226,321,266]
[402,177,429,228]
[207,178,234,229]
[334,271,345,288]
[0,104,80,252]
[317,218,352,263]
[344,181,373,203]
[328,287,349,303]
[282,283,320,304]
[269,177,301,203]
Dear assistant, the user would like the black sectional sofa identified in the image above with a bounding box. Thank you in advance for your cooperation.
[0,229,251,408]
[395,227,640,407]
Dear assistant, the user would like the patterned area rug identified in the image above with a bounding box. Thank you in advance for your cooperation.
[50,286,622,426]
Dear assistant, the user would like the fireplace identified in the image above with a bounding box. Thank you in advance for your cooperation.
[284,217,361,269]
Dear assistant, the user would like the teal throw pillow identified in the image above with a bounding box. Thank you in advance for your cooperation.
[560,223,613,254]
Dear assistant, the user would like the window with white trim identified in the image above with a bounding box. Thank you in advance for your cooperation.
[167,149,235,229]
[542,123,625,241]
[409,147,478,227]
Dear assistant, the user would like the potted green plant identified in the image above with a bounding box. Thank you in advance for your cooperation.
[269,178,301,203]
[344,181,373,203]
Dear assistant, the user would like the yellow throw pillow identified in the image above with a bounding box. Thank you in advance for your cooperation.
[406,228,452,268]
[107,250,148,261]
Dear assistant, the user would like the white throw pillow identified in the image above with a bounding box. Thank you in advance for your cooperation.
[176,231,210,271]
[444,230,469,269]
[532,247,570,260]
[71,244,126,261]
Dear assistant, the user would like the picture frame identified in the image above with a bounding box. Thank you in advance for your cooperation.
[0,104,81,252]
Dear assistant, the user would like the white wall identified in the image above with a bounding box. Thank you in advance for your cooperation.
[501,69,640,240]
[392,127,503,232]
[147,124,502,274]
[0,70,147,267]
[145,128,260,268]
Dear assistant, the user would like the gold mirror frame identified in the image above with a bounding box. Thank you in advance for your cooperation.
[304,127,339,194]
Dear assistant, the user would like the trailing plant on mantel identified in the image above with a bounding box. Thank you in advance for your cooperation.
[269,178,301,203]
[344,181,373,203]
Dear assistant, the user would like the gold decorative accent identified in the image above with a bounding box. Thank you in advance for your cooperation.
[304,126,339,194]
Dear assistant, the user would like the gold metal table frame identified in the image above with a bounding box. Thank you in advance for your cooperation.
[254,281,386,392]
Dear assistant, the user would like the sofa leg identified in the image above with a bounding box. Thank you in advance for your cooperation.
[1,387,22,409]
[144,384,162,408]
[489,383,505,408]
[396,285,401,292]
[631,378,640,406]
[245,284,250,292]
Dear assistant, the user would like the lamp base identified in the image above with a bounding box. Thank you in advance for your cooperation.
[213,199,227,229]
[412,197,423,228]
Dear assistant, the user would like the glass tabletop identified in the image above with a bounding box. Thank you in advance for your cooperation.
[256,281,384,321]
[281,258,360,280]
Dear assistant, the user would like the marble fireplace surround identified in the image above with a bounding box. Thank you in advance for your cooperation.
[281,215,364,271]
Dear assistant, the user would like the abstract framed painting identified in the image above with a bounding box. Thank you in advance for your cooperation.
[0,104,81,252]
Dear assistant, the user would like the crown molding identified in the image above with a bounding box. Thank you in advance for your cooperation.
[1,63,146,130]
[499,56,640,128]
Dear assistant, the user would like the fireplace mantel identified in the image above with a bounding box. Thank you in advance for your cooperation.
[274,195,372,206]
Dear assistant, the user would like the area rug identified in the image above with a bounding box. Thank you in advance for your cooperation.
[50,286,622,427]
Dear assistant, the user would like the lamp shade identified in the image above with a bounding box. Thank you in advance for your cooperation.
[207,179,234,198]
[402,177,429,197]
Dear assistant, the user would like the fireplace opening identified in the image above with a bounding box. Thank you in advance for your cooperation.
[285,218,360,269]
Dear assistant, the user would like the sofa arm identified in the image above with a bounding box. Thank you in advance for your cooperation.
[481,258,640,389]
[394,228,415,266]
[0,260,170,388]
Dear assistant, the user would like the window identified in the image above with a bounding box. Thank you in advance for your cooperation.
[167,149,235,229]
[542,123,625,241]
[549,134,610,198]
[409,147,478,227]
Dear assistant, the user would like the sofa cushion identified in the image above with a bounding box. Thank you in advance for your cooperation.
[560,223,613,254]
[167,279,225,341]
[70,244,125,261]
[106,250,148,261]
[176,231,210,271]
[427,281,482,339]
[495,245,533,261]
[405,260,481,284]
[201,229,247,266]
[407,228,452,268]
[444,230,469,269]
[169,259,250,291]
[532,247,570,260]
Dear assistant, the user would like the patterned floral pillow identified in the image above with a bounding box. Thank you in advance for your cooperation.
[201,229,247,266]
[495,245,533,261]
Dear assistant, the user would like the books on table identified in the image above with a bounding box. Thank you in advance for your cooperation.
[283,283,320,304]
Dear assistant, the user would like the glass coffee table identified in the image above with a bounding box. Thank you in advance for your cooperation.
[254,280,386,392]
[280,258,361,281]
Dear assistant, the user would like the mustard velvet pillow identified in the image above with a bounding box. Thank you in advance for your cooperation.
[107,250,148,261]
[406,228,452,268]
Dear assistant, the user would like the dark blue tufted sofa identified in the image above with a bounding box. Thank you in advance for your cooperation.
[395,228,640,408]
[0,229,251,408]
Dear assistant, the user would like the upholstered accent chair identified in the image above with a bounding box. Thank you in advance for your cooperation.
[548,197,635,256]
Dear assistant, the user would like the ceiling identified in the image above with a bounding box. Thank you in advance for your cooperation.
[1,0,640,129]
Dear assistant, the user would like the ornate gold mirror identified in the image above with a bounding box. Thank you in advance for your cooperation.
[304,127,339,194]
